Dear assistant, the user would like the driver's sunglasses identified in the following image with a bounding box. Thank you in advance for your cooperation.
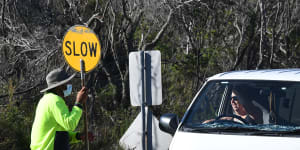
[231,96,239,101]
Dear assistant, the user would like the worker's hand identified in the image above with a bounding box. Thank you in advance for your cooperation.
[76,87,88,104]
[78,132,94,141]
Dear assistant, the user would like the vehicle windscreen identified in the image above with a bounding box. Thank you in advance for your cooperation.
[181,80,300,136]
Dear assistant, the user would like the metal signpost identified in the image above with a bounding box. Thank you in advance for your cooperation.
[62,25,101,150]
[141,51,146,150]
[120,50,172,150]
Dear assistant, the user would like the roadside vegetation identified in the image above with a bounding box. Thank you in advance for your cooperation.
[1,0,300,149]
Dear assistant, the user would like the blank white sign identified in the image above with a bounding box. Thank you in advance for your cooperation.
[129,50,162,106]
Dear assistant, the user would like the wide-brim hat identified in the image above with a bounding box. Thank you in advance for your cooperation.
[40,67,76,93]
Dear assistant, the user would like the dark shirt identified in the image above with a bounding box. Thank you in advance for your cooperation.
[245,115,256,125]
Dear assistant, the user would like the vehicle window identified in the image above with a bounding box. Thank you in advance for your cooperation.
[181,80,300,135]
[184,81,227,126]
[277,85,300,125]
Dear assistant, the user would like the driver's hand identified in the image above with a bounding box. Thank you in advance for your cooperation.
[219,117,233,121]
[202,119,215,124]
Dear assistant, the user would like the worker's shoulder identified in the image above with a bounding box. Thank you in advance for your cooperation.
[41,93,64,104]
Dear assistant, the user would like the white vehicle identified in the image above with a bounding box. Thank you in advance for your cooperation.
[159,69,300,150]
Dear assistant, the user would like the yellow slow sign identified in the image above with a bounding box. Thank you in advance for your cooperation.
[62,25,101,72]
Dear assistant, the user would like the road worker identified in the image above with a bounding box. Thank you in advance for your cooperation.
[30,67,92,150]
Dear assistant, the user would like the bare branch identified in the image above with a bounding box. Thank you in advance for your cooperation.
[176,0,210,10]
[1,0,5,31]
[138,33,144,50]
[85,13,101,26]
[109,5,123,81]
[142,8,173,50]
[269,1,281,68]
[232,16,244,70]
[256,0,267,69]
[122,0,132,23]
[181,14,196,52]
[125,9,143,51]
[0,83,42,99]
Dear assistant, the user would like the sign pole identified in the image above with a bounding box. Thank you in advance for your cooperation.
[80,59,89,150]
[122,50,170,150]
[141,51,147,150]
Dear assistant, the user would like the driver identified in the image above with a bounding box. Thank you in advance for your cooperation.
[203,89,256,125]
[230,89,256,124]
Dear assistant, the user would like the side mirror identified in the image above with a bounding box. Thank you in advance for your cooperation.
[159,113,179,135]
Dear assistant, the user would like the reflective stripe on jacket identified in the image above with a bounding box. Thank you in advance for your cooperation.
[30,93,82,150]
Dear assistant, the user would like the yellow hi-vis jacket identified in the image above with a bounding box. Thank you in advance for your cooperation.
[30,93,82,150]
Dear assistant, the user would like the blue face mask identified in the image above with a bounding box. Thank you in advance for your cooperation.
[63,84,72,97]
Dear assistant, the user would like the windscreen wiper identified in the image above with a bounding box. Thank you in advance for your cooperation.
[182,125,300,136]
[181,126,260,133]
[249,129,300,136]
